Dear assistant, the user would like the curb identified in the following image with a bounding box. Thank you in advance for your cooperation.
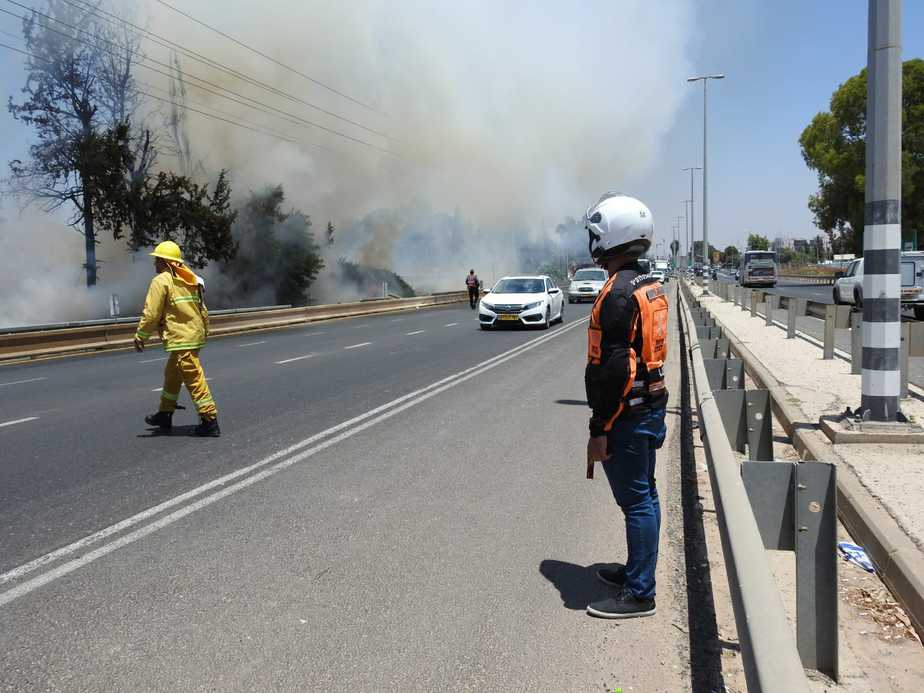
[692,286,924,639]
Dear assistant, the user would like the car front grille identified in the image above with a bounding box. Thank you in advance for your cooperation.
[491,304,523,314]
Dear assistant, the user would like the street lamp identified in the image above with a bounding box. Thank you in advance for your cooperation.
[687,74,724,290]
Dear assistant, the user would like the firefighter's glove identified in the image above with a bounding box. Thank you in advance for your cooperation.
[134,337,145,353]
[587,435,608,463]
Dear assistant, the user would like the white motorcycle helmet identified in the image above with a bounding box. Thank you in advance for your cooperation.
[584,192,654,262]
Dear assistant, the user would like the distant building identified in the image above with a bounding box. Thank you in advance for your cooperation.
[772,237,795,252]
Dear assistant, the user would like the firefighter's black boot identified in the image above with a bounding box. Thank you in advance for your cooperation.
[194,417,221,437]
[144,411,173,430]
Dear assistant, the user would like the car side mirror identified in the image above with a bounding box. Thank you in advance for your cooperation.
[549,288,560,294]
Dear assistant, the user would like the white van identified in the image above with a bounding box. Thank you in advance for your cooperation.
[834,252,924,319]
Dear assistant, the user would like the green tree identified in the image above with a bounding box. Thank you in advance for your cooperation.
[724,245,740,266]
[220,185,324,306]
[747,234,770,250]
[799,59,924,253]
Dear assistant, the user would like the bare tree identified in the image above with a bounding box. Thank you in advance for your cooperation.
[7,0,146,286]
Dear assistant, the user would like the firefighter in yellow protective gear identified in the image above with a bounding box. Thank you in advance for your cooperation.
[135,240,221,437]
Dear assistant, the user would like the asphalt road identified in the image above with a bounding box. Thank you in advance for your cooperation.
[0,298,691,691]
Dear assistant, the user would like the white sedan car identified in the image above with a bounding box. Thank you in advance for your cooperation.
[567,267,608,303]
[479,275,564,330]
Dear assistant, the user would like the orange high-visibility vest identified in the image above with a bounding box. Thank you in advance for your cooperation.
[588,273,668,430]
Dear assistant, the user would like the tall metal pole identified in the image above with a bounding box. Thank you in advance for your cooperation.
[688,74,724,286]
[682,168,701,270]
[860,0,902,421]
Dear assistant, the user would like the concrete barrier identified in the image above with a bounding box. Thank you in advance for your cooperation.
[0,292,470,362]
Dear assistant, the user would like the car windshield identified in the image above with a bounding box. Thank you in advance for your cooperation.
[573,269,606,281]
[492,278,546,294]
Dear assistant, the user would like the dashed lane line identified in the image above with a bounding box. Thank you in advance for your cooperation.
[239,341,267,347]
[0,377,47,387]
[444,323,459,327]
[139,357,168,364]
[405,330,425,336]
[275,353,317,365]
[344,342,371,350]
[0,416,38,429]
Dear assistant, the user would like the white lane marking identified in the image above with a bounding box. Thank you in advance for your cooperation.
[139,357,168,364]
[152,387,162,392]
[275,353,317,365]
[444,323,459,327]
[0,377,47,387]
[0,417,38,429]
[0,318,588,603]
[304,331,325,336]
[390,318,405,322]
[239,340,267,347]
[345,342,371,350]
[405,330,425,336]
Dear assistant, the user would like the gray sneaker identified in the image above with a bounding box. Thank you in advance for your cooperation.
[587,587,656,619]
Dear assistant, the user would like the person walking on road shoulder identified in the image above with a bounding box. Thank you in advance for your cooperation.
[135,240,221,437]
[583,193,668,619]
[466,269,480,309]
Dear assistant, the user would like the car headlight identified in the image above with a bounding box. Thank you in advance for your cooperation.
[523,301,542,310]
[481,301,494,311]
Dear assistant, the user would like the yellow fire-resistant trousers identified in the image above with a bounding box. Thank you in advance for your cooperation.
[159,350,217,419]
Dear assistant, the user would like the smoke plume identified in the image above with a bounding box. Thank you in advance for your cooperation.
[2,1,695,324]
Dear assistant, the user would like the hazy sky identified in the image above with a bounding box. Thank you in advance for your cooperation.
[0,0,921,263]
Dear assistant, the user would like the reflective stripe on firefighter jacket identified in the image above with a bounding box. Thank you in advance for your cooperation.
[585,264,669,436]
[135,263,210,352]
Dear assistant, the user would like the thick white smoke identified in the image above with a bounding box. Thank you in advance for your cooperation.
[2,1,695,324]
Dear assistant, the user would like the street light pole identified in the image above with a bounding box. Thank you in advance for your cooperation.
[860,0,902,422]
[687,74,724,289]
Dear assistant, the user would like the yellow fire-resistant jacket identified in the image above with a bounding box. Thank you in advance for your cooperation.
[135,264,209,351]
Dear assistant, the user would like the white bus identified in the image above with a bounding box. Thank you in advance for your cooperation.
[739,250,778,288]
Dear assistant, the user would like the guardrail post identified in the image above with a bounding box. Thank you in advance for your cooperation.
[765,294,777,327]
[851,312,862,375]
[787,300,797,339]
[742,461,838,679]
[823,305,836,359]
[900,322,911,399]
[751,291,761,318]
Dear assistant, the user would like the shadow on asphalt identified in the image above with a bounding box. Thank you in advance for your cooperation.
[137,425,202,438]
[554,399,588,406]
[538,559,616,610]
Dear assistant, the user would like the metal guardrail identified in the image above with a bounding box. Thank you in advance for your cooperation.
[714,281,924,396]
[0,292,469,362]
[679,282,830,691]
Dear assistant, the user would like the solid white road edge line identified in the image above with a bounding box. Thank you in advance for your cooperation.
[0,377,48,387]
[275,354,317,365]
[239,341,267,347]
[0,417,38,429]
[0,318,587,599]
[139,357,168,363]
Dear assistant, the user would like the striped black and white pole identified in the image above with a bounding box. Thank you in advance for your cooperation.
[861,0,902,421]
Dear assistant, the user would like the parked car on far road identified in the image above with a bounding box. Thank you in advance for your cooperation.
[834,252,924,320]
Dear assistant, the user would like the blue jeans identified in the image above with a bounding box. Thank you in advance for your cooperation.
[600,407,666,600]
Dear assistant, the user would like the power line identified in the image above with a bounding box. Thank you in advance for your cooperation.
[0,4,398,156]
[154,0,379,114]
[48,0,396,142]
[0,38,333,151]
